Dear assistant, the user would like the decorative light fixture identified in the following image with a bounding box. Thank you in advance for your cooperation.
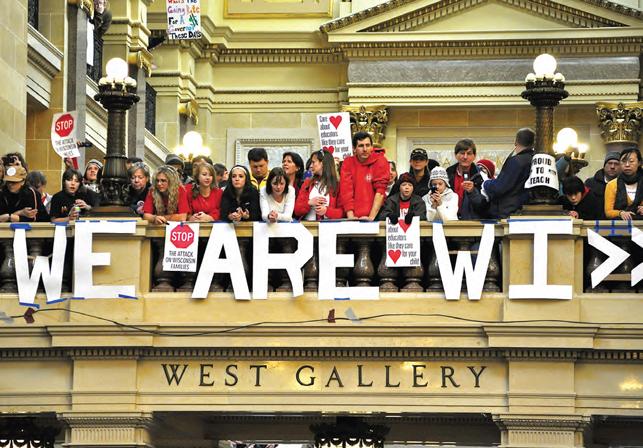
[0,418,59,448]
[553,127,589,177]
[521,53,569,206]
[93,57,140,214]
[311,418,389,448]
[177,131,210,162]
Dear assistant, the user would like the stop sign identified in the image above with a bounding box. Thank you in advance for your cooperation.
[169,224,194,249]
[54,113,75,138]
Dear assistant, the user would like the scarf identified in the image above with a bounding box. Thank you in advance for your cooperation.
[614,170,643,212]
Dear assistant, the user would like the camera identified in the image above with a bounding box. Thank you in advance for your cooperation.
[463,172,469,181]
[430,185,438,194]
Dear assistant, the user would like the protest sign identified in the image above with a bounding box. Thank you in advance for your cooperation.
[525,153,558,189]
[51,112,80,158]
[166,0,202,40]
[386,216,421,267]
[163,222,200,272]
[317,112,352,159]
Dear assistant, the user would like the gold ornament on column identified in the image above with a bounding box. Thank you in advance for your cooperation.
[178,99,199,125]
[595,101,643,145]
[342,105,389,148]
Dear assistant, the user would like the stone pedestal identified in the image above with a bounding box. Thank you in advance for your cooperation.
[493,414,590,448]
[61,412,153,448]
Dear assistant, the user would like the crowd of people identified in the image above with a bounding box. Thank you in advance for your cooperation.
[0,127,641,224]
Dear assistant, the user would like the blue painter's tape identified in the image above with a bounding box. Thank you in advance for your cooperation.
[507,218,571,222]
[106,219,138,223]
[53,221,68,227]
[47,298,67,304]
[334,297,350,301]
[70,297,85,300]
[19,302,40,309]
[118,294,138,300]
[10,223,32,230]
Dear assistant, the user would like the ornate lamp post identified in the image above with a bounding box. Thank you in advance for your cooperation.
[521,53,568,206]
[311,418,389,448]
[93,57,140,214]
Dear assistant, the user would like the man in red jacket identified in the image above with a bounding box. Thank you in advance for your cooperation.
[340,131,389,220]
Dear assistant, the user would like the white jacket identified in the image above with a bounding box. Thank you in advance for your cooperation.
[423,188,459,222]
[260,186,295,222]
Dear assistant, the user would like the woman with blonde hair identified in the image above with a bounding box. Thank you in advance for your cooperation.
[142,165,189,224]
[187,162,222,222]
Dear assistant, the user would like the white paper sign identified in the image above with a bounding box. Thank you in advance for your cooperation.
[166,0,202,40]
[525,153,558,189]
[51,111,80,158]
[163,222,199,272]
[317,112,352,160]
[386,216,421,267]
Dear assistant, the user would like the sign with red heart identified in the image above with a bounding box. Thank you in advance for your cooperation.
[317,112,351,160]
[388,249,402,264]
[385,216,421,267]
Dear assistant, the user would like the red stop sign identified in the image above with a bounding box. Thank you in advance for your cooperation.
[170,225,194,249]
[54,113,75,138]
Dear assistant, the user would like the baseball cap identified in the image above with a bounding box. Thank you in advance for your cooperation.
[410,148,428,160]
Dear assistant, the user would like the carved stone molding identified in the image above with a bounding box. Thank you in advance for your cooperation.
[60,412,154,448]
[218,48,344,64]
[595,101,643,144]
[342,105,389,148]
[493,414,591,447]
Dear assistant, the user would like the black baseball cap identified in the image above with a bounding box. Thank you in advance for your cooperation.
[410,148,428,160]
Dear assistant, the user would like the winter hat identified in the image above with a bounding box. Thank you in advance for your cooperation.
[4,166,27,182]
[604,151,620,166]
[165,154,184,167]
[85,159,103,171]
[397,172,416,187]
[429,166,450,187]
[476,159,496,178]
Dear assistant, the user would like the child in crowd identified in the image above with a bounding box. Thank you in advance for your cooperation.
[424,166,459,222]
[220,165,261,223]
[260,167,295,223]
[560,176,604,220]
[187,162,222,222]
[378,173,426,224]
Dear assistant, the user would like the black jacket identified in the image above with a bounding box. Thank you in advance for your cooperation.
[446,163,487,219]
[377,193,427,223]
[0,186,49,222]
[483,148,534,219]
[50,188,100,220]
[220,187,261,222]
[584,168,610,202]
[559,187,605,220]
[388,170,431,198]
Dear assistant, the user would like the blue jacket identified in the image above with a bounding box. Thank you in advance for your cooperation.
[483,148,534,219]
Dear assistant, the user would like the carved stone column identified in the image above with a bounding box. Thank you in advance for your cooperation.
[60,412,154,448]
[342,105,389,148]
[595,101,643,152]
[493,414,590,448]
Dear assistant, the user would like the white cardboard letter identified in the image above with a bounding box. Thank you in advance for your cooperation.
[508,219,573,300]
[587,229,630,288]
[252,222,313,299]
[14,225,67,304]
[192,223,250,300]
[318,221,380,300]
[432,222,495,300]
[73,221,136,299]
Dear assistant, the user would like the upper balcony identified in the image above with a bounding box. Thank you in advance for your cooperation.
[0,219,640,352]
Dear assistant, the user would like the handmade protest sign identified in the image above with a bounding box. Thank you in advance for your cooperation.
[51,112,80,158]
[525,153,558,189]
[317,112,352,159]
[163,222,199,272]
[386,216,421,267]
[166,0,202,40]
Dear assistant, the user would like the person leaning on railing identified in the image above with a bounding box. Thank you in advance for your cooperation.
[50,168,99,222]
[220,165,260,223]
[260,167,295,223]
[604,147,643,221]
[0,166,49,223]
[186,162,222,223]
[294,149,343,221]
[142,165,189,224]
[377,172,426,224]
[423,166,459,222]
[126,162,151,217]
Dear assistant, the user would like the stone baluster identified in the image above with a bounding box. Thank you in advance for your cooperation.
[0,240,17,292]
[234,237,251,293]
[377,240,398,291]
[62,239,73,292]
[303,239,318,292]
[353,239,375,287]
[152,239,174,292]
[455,237,473,290]
[335,238,349,287]
[425,238,442,291]
[484,240,501,292]
[584,244,608,293]
[178,271,196,292]
[28,239,44,292]
[402,262,424,292]
[611,237,633,293]
[276,239,294,292]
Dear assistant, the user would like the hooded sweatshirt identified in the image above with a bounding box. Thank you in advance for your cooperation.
[339,152,389,217]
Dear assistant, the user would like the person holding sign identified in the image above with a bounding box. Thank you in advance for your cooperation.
[378,173,426,224]
[424,167,458,222]
[481,128,535,219]
[604,147,643,221]
[143,166,190,224]
[260,167,295,223]
[220,165,260,223]
[295,149,343,221]
[340,131,389,221]
[50,169,99,222]
[186,163,222,222]
[0,166,49,222]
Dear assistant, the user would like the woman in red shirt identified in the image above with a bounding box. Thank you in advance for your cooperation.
[186,162,222,222]
[294,149,343,220]
[143,165,189,224]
